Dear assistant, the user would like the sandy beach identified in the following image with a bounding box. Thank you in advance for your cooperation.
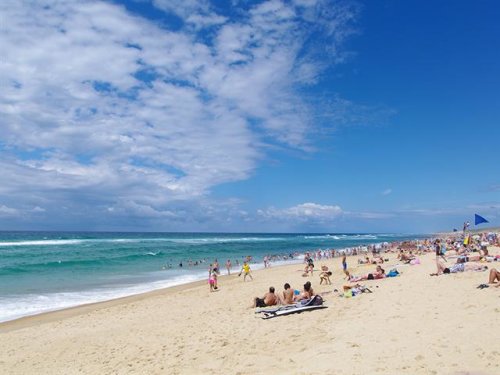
[1,246,499,375]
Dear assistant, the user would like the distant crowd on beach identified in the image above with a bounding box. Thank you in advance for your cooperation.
[247,230,500,308]
[162,252,299,271]
[199,229,500,302]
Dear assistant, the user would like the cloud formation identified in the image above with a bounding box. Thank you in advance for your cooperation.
[0,0,358,229]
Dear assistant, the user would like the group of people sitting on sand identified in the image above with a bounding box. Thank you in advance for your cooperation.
[253,281,315,308]
[357,255,386,264]
[252,231,500,306]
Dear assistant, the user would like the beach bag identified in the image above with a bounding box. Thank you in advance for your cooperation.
[386,269,399,277]
[310,295,324,306]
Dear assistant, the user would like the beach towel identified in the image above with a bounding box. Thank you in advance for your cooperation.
[258,296,327,319]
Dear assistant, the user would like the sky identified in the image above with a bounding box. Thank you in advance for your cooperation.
[0,0,499,233]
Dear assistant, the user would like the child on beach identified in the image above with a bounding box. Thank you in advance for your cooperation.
[319,271,332,285]
[208,270,218,292]
[226,259,232,275]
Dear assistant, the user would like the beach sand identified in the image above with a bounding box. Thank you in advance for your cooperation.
[1,249,499,374]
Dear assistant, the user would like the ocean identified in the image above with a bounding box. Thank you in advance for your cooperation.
[0,231,424,322]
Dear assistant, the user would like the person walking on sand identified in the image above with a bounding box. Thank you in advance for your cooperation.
[226,259,232,275]
[239,261,253,281]
[208,269,218,292]
[213,259,220,275]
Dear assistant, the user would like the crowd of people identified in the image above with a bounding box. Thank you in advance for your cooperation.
[205,230,500,299]
[253,281,315,308]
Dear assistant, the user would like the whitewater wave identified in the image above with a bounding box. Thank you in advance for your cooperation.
[0,240,85,247]
[302,234,379,240]
[0,236,288,247]
[350,235,378,240]
[0,273,206,323]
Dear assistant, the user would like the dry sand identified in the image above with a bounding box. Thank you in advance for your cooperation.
[1,249,499,375]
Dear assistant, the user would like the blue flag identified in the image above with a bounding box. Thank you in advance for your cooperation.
[474,214,489,225]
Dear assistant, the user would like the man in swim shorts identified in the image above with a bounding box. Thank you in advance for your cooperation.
[253,286,279,308]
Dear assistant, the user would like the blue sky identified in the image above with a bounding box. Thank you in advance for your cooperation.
[0,0,499,233]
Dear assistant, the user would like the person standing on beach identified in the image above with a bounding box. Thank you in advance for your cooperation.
[342,255,349,278]
[213,259,220,275]
[226,259,232,275]
[463,221,470,233]
[307,257,314,275]
[435,239,446,263]
[208,269,218,292]
[239,261,253,281]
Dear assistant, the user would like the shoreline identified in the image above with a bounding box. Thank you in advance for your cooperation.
[0,277,208,333]
[0,234,410,325]
[0,256,309,331]
[2,231,418,324]
[0,236,397,331]
[0,231,492,329]
[0,257,305,327]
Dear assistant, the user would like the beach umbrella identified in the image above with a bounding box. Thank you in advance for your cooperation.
[474,214,489,226]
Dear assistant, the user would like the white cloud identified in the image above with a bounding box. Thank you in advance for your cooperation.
[0,205,19,217]
[258,202,343,223]
[0,0,358,228]
[382,188,392,196]
[346,211,395,219]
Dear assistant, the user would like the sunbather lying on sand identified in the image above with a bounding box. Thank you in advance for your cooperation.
[253,286,279,308]
[358,256,371,264]
[349,265,385,282]
[431,259,488,276]
[342,283,372,297]
[397,250,415,262]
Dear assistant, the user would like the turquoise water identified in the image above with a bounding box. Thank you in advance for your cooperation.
[0,231,423,322]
